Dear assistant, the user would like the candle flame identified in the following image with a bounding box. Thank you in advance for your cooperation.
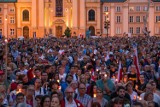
[93,94,96,98]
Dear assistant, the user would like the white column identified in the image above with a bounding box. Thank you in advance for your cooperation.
[32,0,37,28]
[39,0,44,27]
[110,4,115,36]
[80,0,86,29]
[72,0,78,29]
[148,6,154,36]
[123,4,128,34]
[4,4,8,38]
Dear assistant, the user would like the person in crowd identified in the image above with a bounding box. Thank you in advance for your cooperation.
[76,83,91,107]
[35,95,43,107]
[40,95,51,107]
[50,96,61,107]
[88,88,108,107]
[61,86,83,107]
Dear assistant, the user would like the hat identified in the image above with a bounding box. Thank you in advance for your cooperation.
[0,70,4,75]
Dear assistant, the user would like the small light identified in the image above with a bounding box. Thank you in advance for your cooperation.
[93,58,95,61]
[5,39,8,43]
[57,80,60,83]
[49,79,52,82]
[115,79,118,82]
[33,75,35,78]
[12,80,15,83]
[139,97,142,100]
[59,86,61,90]
[96,69,99,72]
[93,94,96,98]
[105,74,107,78]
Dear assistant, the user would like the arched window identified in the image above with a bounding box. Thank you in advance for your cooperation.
[88,9,95,21]
[23,10,29,21]
[56,0,63,17]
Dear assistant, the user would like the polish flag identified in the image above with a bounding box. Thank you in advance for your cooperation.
[133,47,140,79]
[118,61,123,82]
[91,69,96,81]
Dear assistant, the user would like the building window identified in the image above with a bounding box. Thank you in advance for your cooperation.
[136,27,140,34]
[129,16,134,22]
[23,10,29,21]
[116,27,121,34]
[156,6,160,11]
[136,16,140,22]
[0,17,2,24]
[0,29,2,35]
[136,6,141,11]
[10,29,14,35]
[56,0,63,17]
[156,16,160,22]
[10,17,14,24]
[129,7,134,11]
[143,6,148,11]
[116,6,121,12]
[116,16,121,23]
[88,9,95,21]
[129,27,134,34]
[10,8,15,12]
[104,6,108,12]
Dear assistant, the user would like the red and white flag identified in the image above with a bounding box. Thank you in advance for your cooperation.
[118,61,123,82]
[90,69,96,81]
[133,47,140,79]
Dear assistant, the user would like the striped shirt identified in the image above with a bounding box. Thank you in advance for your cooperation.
[76,94,91,107]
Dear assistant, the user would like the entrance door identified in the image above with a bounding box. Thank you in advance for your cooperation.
[89,26,95,36]
[56,26,62,37]
[23,26,29,39]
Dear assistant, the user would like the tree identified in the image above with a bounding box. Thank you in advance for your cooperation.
[64,27,71,38]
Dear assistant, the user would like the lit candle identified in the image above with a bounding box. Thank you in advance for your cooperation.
[105,74,107,78]
[12,80,15,83]
[33,75,35,78]
[96,69,99,72]
[139,97,142,100]
[59,86,61,90]
[93,94,96,98]
[115,79,118,82]
[57,80,60,83]
[133,95,137,100]
[93,58,95,61]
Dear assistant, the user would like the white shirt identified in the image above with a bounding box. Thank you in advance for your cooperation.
[35,87,45,96]
[129,91,138,100]
[59,73,67,82]
[65,98,77,107]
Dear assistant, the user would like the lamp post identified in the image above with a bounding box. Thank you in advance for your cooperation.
[104,12,110,37]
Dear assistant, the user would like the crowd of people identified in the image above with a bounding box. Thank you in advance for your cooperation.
[0,35,160,107]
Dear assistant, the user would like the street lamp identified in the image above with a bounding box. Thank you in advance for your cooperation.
[104,12,110,37]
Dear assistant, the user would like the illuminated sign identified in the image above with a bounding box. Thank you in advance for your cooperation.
[0,0,17,2]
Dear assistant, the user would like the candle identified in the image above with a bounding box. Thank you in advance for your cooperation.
[33,75,35,78]
[93,58,95,61]
[115,79,118,82]
[93,94,96,98]
[59,86,61,90]
[105,74,107,78]
[57,80,60,83]
[96,69,99,72]
[12,80,15,83]
[139,97,142,100]
[133,95,137,100]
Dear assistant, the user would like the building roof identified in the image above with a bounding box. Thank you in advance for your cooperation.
[101,0,127,2]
